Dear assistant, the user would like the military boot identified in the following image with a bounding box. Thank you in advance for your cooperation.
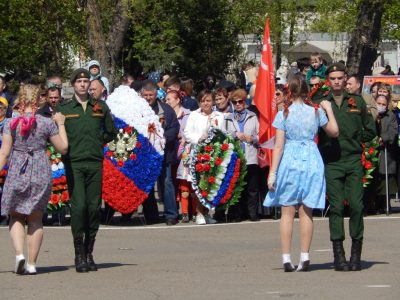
[74,238,89,273]
[332,240,349,271]
[349,239,362,271]
[85,236,98,271]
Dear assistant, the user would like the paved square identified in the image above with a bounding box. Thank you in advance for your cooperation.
[0,216,399,300]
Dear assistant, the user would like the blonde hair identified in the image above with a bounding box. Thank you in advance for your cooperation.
[13,84,40,114]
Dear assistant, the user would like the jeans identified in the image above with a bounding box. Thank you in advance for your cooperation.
[160,163,178,220]
[142,163,178,222]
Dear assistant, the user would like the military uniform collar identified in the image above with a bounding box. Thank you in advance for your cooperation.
[71,94,96,107]
[326,90,352,101]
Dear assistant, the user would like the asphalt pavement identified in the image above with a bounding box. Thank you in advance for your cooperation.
[0,215,399,300]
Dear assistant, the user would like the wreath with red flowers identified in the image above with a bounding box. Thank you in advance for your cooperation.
[190,128,247,209]
[47,144,69,213]
[361,137,379,187]
[103,124,163,214]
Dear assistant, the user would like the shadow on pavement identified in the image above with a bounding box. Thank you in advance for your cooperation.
[97,262,138,269]
[272,260,389,272]
[38,263,137,273]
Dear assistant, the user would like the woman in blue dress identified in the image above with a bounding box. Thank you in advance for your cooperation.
[264,75,338,272]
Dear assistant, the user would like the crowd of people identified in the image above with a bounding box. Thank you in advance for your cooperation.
[0,52,399,274]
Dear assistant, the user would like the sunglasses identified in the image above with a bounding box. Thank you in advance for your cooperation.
[275,92,283,96]
[231,99,244,105]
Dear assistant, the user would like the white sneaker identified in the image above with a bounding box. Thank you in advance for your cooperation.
[15,255,25,275]
[195,214,206,225]
[25,263,37,275]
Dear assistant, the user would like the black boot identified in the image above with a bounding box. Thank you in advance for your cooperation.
[74,238,89,273]
[349,239,362,271]
[85,236,98,271]
[332,240,349,271]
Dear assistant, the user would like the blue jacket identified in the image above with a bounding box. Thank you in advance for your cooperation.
[151,101,180,164]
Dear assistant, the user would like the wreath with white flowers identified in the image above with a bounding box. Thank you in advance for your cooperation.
[102,86,164,214]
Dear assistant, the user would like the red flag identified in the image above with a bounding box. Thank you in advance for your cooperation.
[254,18,276,166]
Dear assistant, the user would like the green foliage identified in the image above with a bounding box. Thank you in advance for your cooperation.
[127,0,241,80]
[175,0,241,79]
[0,0,86,78]
[382,1,400,41]
[127,0,183,72]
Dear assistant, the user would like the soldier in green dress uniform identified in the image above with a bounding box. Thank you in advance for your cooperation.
[57,68,117,272]
[312,63,376,271]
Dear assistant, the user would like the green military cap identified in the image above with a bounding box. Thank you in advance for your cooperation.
[70,68,90,84]
[326,62,346,75]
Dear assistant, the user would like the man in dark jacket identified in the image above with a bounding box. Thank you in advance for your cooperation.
[141,80,180,225]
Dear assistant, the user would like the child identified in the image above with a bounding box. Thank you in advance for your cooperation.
[306,52,327,85]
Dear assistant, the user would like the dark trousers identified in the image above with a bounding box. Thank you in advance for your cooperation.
[229,164,260,219]
[142,162,178,223]
[66,163,102,239]
[326,157,364,241]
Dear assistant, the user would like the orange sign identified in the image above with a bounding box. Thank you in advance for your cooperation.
[362,75,400,95]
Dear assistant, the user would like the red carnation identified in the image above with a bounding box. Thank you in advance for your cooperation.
[106,151,113,157]
[203,154,211,161]
[195,163,204,172]
[344,199,349,206]
[208,176,216,184]
[197,154,203,161]
[221,143,229,151]
[50,194,60,205]
[204,145,213,152]
[368,147,374,155]
[203,164,211,172]
[125,127,133,134]
[364,160,372,170]
[348,98,356,108]
[118,160,125,167]
[60,176,67,184]
[129,153,137,160]
[201,190,208,198]
[215,158,223,166]
[136,141,142,148]
[362,176,367,184]
[61,191,69,202]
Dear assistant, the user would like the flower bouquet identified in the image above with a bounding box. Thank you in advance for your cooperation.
[189,128,247,209]
[47,144,69,213]
[0,140,7,190]
[362,136,379,187]
[102,86,164,214]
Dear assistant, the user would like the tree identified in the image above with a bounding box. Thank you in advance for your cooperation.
[0,0,85,78]
[346,0,384,76]
[85,0,132,88]
[125,0,242,82]
[175,0,241,80]
[126,0,183,73]
[231,0,311,68]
